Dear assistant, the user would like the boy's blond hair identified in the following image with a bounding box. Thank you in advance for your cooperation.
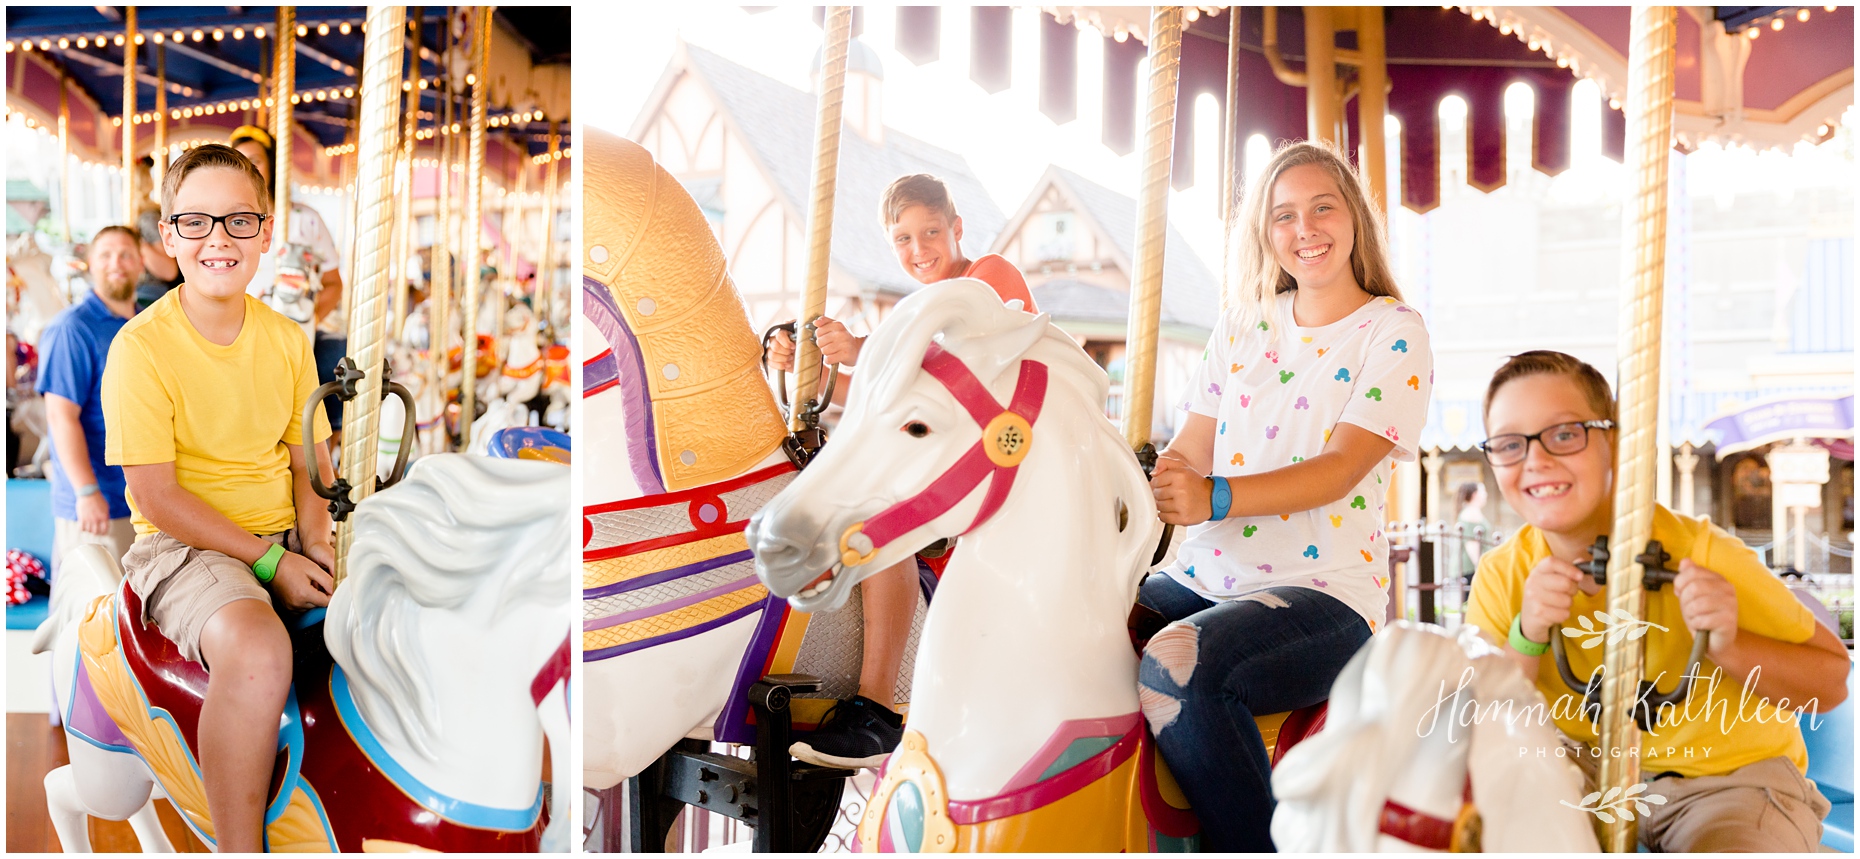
[160,143,271,219]
[1482,350,1618,424]
[1229,141,1402,338]
[880,173,958,227]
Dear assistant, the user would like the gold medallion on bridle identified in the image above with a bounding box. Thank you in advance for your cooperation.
[983,412,1033,468]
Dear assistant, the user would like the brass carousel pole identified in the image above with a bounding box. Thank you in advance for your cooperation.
[1122,5,1182,452]
[458,5,492,450]
[335,5,408,581]
[58,66,71,241]
[392,9,423,340]
[121,7,138,221]
[1596,5,1677,852]
[273,7,296,245]
[503,143,528,332]
[791,5,853,430]
[1218,7,1240,313]
[538,123,560,341]
[430,21,456,448]
[1357,6,1389,215]
[1303,5,1337,145]
[154,44,166,191]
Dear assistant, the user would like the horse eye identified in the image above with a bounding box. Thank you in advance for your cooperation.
[903,421,930,438]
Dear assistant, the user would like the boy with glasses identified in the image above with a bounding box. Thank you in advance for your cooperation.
[1465,350,1847,852]
[102,143,334,851]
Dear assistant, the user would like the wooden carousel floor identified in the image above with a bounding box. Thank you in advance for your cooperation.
[7,712,209,852]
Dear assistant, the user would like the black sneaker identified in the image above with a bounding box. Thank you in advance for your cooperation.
[789,695,903,769]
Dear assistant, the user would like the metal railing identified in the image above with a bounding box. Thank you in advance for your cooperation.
[1384,519,1507,630]
[587,747,871,853]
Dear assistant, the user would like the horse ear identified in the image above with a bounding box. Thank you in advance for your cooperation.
[946,308,1051,388]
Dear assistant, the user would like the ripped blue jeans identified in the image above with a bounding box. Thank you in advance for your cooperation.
[1137,575,1371,852]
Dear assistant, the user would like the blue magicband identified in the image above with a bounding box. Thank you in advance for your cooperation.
[1209,475,1233,521]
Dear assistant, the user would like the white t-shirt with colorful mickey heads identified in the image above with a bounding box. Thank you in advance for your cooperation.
[1162,294,1433,630]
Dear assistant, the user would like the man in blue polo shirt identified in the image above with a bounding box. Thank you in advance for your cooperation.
[38,224,142,573]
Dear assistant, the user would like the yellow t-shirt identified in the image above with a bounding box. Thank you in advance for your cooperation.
[102,288,332,537]
[1466,505,1818,777]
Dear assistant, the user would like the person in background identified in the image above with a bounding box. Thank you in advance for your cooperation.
[228,126,349,445]
[133,156,184,312]
[38,225,143,573]
[1456,480,1490,581]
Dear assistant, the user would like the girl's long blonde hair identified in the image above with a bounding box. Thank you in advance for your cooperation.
[1229,141,1403,339]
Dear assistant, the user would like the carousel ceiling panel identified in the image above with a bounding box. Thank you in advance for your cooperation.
[4,7,569,154]
[908,7,1851,212]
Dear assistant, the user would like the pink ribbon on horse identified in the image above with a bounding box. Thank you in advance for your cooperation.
[841,342,1047,565]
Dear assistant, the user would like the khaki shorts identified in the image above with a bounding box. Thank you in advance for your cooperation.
[122,530,297,665]
[1560,734,1829,852]
[52,515,136,575]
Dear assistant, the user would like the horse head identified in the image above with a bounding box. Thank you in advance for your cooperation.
[747,277,1154,615]
[325,453,571,819]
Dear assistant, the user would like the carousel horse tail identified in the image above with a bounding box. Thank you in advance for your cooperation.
[580,128,786,494]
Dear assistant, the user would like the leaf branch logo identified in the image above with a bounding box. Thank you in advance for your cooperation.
[1559,784,1667,823]
[1561,609,1668,649]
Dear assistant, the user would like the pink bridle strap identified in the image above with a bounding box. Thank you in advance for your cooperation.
[855,342,1047,553]
[530,636,571,706]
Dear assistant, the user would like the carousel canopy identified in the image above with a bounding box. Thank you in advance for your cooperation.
[880,6,1852,212]
[4,6,571,185]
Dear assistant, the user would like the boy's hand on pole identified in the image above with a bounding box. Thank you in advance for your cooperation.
[1520,555,1584,643]
[1151,457,1211,526]
[1674,559,1738,655]
[813,316,862,367]
[768,327,796,373]
[270,551,334,610]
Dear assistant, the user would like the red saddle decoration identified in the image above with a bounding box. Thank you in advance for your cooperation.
[111,583,544,851]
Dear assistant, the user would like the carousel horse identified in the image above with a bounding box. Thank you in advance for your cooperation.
[35,454,573,852]
[581,129,914,843]
[1271,621,1598,852]
[747,278,1198,851]
[747,279,1590,851]
[256,241,324,342]
[7,232,71,345]
[497,303,548,407]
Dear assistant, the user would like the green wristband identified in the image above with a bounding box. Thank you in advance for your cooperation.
[252,543,285,584]
[1509,613,1549,656]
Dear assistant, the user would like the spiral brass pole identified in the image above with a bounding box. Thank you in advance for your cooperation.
[334,5,408,581]
[392,9,423,341]
[1218,7,1240,313]
[58,66,71,241]
[504,142,526,314]
[539,124,561,340]
[1122,6,1182,452]
[153,45,167,191]
[459,6,493,450]
[121,7,137,221]
[430,25,456,445]
[273,8,295,243]
[791,6,853,432]
[1596,6,1676,852]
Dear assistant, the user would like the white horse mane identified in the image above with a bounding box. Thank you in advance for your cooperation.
[325,453,571,761]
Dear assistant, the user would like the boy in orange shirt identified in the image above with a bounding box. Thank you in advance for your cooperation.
[769,173,1033,767]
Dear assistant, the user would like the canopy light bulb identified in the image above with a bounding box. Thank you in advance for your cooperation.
[318,23,331,36]
[1798,9,1811,21]
[1771,17,1785,30]
[297,25,309,37]
[213,28,224,40]
[1746,26,1760,38]
[233,27,244,39]
[77,37,88,48]
[113,35,124,46]
[339,22,352,35]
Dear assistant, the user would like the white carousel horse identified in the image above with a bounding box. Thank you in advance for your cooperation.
[748,278,1191,850]
[582,128,848,793]
[747,280,1592,850]
[1271,621,1599,852]
[497,303,547,406]
[7,232,71,345]
[35,454,572,852]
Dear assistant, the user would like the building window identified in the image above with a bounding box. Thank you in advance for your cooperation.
[1034,212,1075,262]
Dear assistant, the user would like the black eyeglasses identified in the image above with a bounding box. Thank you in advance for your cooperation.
[1480,420,1615,467]
[166,212,268,240]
